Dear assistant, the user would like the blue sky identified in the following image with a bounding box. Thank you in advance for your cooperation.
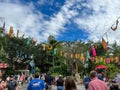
[0,0,120,44]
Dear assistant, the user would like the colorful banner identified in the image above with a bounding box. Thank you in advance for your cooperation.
[86,51,90,59]
[106,58,110,64]
[92,46,96,57]
[102,38,108,50]
[26,37,31,45]
[54,48,57,55]
[8,26,13,37]
[71,53,73,58]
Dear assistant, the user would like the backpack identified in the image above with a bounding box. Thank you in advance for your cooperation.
[30,80,43,90]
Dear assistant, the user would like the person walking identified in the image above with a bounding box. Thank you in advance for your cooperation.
[83,75,90,90]
[65,76,77,90]
[56,75,64,90]
[27,73,45,90]
[7,75,18,90]
[88,70,109,90]
[45,72,53,90]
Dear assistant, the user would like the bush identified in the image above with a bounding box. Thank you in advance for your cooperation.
[36,67,40,72]
[50,64,70,77]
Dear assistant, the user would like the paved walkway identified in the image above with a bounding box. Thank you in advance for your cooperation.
[19,83,85,90]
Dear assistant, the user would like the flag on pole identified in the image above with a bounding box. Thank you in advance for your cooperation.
[8,26,13,37]
[2,22,5,33]
[16,30,19,38]
[102,38,108,50]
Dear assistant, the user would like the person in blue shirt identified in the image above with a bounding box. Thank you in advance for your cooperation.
[83,75,90,90]
[27,73,45,90]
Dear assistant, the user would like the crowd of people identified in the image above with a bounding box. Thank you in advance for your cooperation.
[27,73,77,90]
[0,69,120,90]
[83,70,120,90]
[0,70,26,90]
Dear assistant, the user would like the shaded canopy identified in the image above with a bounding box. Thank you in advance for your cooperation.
[95,65,107,70]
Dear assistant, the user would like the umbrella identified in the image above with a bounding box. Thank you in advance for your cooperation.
[95,65,107,70]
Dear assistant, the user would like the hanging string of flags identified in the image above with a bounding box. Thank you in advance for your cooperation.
[59,17,120,64]
[0,17,119,64]
[101,17,120,50]
[59,50,119,62]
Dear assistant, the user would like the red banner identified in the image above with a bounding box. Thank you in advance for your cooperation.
[0,63,7,68]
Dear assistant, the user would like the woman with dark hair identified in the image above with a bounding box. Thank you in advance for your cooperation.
[65,76,77,90]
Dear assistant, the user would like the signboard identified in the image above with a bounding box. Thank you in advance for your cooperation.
[0,63,7,68]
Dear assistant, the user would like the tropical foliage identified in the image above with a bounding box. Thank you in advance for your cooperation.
[0,27,120,78]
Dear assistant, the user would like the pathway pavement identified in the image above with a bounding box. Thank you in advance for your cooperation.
[19,83,85,90]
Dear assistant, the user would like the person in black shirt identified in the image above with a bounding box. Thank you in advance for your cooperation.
[45,73,53,90]
[56,75,64,90]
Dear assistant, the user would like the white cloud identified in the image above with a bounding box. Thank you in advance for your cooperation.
[73,0,120,44]
[35,0,79,41]
[0,0,78,43]
[0,1,45,41]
